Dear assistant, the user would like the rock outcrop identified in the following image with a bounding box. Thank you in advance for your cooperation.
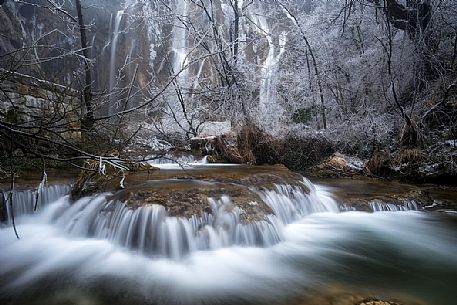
[71,162,308,223]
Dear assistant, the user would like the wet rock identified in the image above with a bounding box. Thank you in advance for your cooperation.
[70,160,159,200]
[73,163,308,223]
[286,285,424,305]
[116,165,305,222]
[358,300,402,305]
[307,153,366,178]
[115,180,273,223]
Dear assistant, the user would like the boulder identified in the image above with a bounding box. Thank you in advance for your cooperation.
[307,152,366,178]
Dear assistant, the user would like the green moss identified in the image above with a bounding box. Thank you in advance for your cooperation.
[305,168,342,179]
[0,157,70,178]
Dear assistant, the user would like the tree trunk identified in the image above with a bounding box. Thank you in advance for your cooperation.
[233,0,239,62]
[75,0,94,130]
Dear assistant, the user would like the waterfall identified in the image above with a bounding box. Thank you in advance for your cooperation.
[109,10,124,115]
[253,8,288,131]
[258,15,275,110]
[1,176,456,305]
[48,194,282,259]
[369,200,419,212]
[256,179,340,224]
[171,0,188,79]
[1,184,71,224]
[2,178,337,259]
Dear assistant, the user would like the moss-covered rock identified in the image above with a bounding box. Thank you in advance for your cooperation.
[112,180,273,223]
[72,163,309,223]
[70,160,159,200]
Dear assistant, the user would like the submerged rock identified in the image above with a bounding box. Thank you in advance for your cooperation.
[358,301,403,305]
[286,285,425,305]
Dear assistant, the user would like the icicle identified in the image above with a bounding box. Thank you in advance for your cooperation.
[37,171,48,194]
[99,156,106,175]
[33,170,48,211]
[120,173,126,189]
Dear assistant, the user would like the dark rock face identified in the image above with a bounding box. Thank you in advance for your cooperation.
[0,0,122,84]
[0,190,7,222]
[0,3,24,54]
[0,73,80,128]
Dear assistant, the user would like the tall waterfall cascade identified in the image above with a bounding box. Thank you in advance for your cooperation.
[103,0,293,132]
[171,0,189,80]
[109,9,125,114]
[254,8,288,132]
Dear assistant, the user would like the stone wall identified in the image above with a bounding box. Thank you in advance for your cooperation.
[0,70,81,140]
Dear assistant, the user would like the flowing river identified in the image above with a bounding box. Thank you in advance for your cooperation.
[0,164,456,305]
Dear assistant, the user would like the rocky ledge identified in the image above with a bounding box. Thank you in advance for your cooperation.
[71,162,308,223]
[313,176,457,213]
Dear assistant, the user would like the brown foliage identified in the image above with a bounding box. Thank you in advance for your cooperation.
[214,122,280,165]
[365,151,393,177]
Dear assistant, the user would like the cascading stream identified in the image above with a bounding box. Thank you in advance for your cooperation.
[0,173,456,305]
[369,200,419,211]
[22,178,336,259]
[2,184,71,225]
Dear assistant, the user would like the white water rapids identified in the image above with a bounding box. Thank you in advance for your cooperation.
[0,175,456,305]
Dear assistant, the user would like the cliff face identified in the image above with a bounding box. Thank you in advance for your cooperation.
[0,69,81,140]
[0,2,24,55]
[0,0,293,90]
[0,0,122,85]
[0,0,314,131]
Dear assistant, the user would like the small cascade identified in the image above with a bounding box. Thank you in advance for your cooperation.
[2,184,71,224]
[147,154,211,168]
[4,178,336,260]
[48,194,282,259]
[200,155,209,164]
[369,200,419,212]
[255,179,339,224]
[148,154,197,165]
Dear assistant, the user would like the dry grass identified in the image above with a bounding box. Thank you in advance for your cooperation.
[394,148,426,165]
